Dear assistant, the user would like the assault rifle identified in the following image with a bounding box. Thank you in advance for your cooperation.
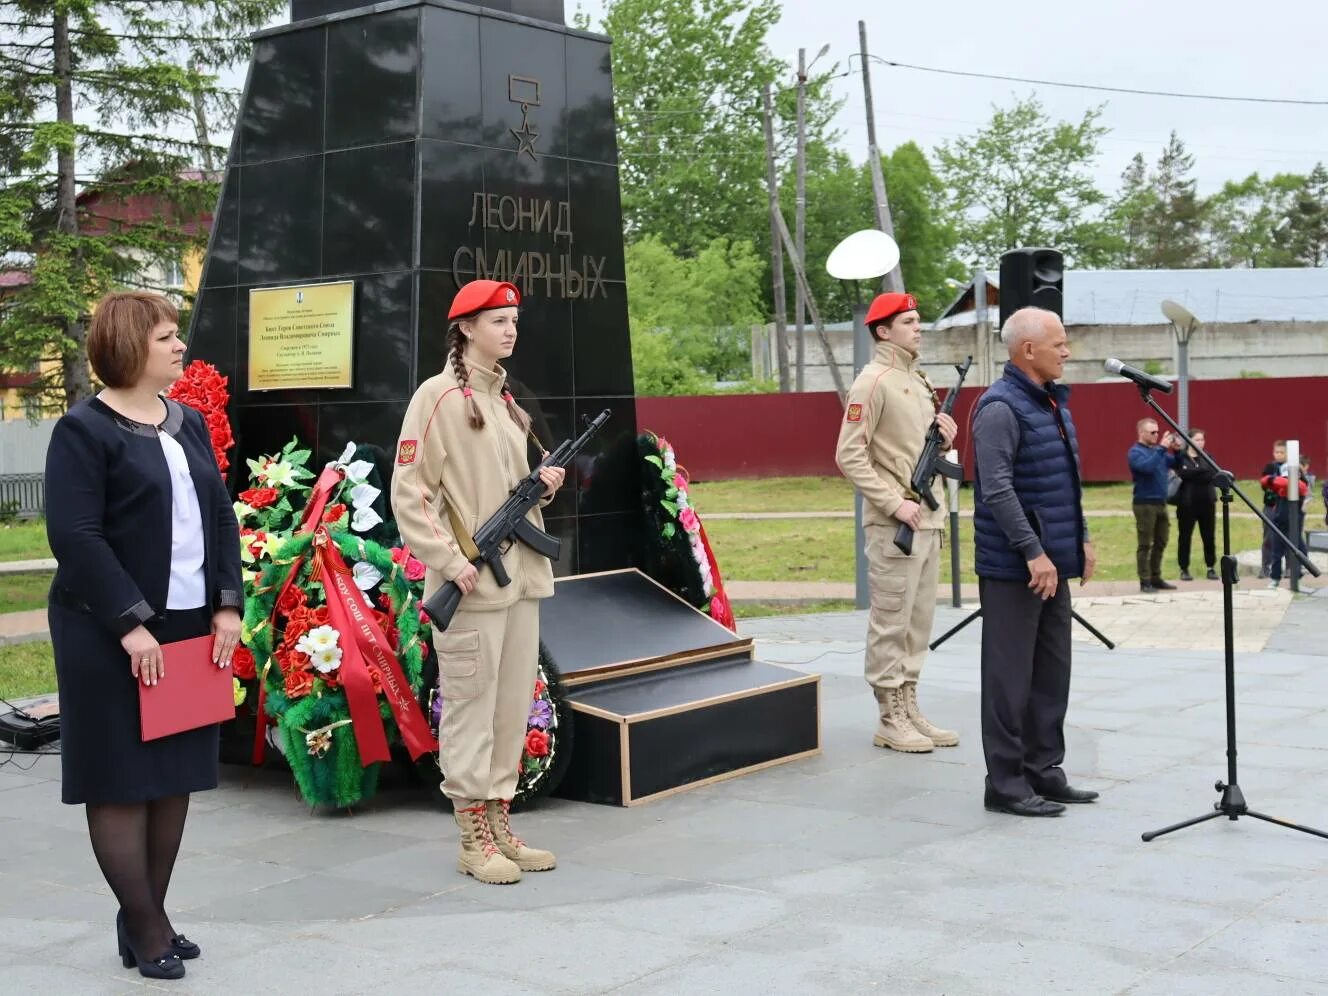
[894,356,972,556]
[423,409,611,631]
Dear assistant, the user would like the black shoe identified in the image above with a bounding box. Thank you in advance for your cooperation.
[1035,785,1099,804]
[1139,581,1156,593]
[117,910,185,980]
[120,910,199,960]
[1179,570,1193,581]
[1151,579,1177,590]
[1206,569,1218,581]
[984,790,1065,817]
[171,934,201,960]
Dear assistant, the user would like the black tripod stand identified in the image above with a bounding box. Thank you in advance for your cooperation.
[930,603,1114,652]
[1132,387,1326,843]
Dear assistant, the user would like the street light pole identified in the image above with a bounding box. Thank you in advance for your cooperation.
[1161,300,1200,433]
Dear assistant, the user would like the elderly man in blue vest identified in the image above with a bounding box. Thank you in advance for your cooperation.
[971,307,1098,817]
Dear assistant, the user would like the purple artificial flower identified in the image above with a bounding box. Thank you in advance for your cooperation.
[527,698,553,729]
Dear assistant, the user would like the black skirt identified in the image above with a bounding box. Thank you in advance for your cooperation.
[50,603,220,805]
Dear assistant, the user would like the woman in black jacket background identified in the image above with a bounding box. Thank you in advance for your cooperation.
[1175,428,1218,581]
[45,291,242,980]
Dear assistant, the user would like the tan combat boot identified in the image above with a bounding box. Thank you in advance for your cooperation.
[903,681,959,747]
[487,799,556,872]
[872,686,934,753]
[453,801,522,884]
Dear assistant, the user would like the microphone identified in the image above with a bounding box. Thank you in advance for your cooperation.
[1104,358,1174,394]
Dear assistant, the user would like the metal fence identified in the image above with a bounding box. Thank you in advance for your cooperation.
[0,474,44,519]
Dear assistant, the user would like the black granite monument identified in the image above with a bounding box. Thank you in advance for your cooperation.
[187,0,639,576]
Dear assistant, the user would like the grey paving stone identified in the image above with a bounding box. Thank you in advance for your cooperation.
[0,962,135,995]
[620,946,890,995]
[1188,915,1328,985]
[188,871,430,923]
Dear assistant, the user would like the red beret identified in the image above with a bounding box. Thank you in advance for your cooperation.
[866,292,918,327]
[448,280,521,321]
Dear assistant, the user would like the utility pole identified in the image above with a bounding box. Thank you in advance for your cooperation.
[794,48,808,392]
[858,20,903,293]
[762,84,791,393]
[190,58,216,172]
[772,204,847,399]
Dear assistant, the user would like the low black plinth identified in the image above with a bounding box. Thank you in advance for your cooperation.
[557,654,820,806]
[541,570,822,806]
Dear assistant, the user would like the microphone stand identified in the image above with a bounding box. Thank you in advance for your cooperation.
[1131,385,1326,843]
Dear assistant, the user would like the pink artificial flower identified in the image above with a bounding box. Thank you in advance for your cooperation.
[391,546,427,582]
[673,473,688,492]
[679,507,700,532]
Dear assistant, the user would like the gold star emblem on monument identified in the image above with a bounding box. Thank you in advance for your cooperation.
[508,74,542,162]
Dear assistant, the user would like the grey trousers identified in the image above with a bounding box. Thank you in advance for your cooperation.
[979,576,1072,801]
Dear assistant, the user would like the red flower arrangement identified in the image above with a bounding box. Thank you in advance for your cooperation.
[167,360,234,473]
[239,487,279,510]
[524,729,550,758]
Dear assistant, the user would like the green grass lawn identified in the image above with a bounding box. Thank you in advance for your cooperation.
[0,521,51,562]
[690,476,1264,516]
[0,572,53,614]
[706,514,1265,586]
[0,641,56,699]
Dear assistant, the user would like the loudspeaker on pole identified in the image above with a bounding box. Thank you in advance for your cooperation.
[998,247,1063,328]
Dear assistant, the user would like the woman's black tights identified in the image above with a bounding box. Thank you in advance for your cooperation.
[85,794,190,957]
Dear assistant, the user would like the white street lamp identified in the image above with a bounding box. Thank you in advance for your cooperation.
[1161,299,1199,433]
[827,228,900,610]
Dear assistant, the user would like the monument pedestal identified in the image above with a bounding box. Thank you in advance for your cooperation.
[541,571,821,806]
[188,0,638,577]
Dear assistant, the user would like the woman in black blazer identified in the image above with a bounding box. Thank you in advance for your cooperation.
[45,291,243,981]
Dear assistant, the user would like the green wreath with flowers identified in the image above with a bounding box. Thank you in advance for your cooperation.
[241,529,428,809]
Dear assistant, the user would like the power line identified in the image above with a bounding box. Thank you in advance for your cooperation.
[865,55,1328,107]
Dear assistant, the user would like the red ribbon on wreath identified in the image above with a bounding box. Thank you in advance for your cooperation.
[251,469,436,767]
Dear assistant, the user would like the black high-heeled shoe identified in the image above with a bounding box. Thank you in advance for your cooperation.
[116,910,185,980]
[171,933,201,959]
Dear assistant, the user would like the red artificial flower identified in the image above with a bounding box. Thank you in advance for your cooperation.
[310,606,330,628]
[277,585,307,616]
[284,667,314,699]
[524,729,550,758]
[239,487,280,510]
[390,546,427,582]
[532,679,546,698]
[167,360,234,473]
[231,646,257,680]
[323,503,347,523]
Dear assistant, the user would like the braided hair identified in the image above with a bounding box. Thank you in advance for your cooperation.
[447,321,532,434]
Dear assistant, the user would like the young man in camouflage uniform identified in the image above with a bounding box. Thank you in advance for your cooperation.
[835,292,959,753]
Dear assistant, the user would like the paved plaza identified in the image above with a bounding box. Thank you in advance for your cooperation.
[2,589,1327,994]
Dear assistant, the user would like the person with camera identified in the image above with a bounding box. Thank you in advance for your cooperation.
[1128,418,1181,593]
[1174,429,1218,582]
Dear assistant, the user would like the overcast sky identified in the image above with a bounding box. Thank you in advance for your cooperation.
[567,0,1328,195]
[248,1,1328,195]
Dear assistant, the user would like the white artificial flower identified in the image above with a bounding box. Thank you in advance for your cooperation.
[336,441,356,465]
[233,501,255,521]
[261,460,298,488]
[345,459,375,483]
[353,561,384,591]
[351,506,383,533]
[296,625,339,659]
[349,482,381,509]
[311,646,343,674]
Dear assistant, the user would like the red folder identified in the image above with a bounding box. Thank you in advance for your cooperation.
[138,634,236,741]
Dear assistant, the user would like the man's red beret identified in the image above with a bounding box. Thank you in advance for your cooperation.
[448,280,521,321]
[866,292,918,327]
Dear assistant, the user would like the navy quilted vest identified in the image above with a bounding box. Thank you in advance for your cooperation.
[973,363,1085,581]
